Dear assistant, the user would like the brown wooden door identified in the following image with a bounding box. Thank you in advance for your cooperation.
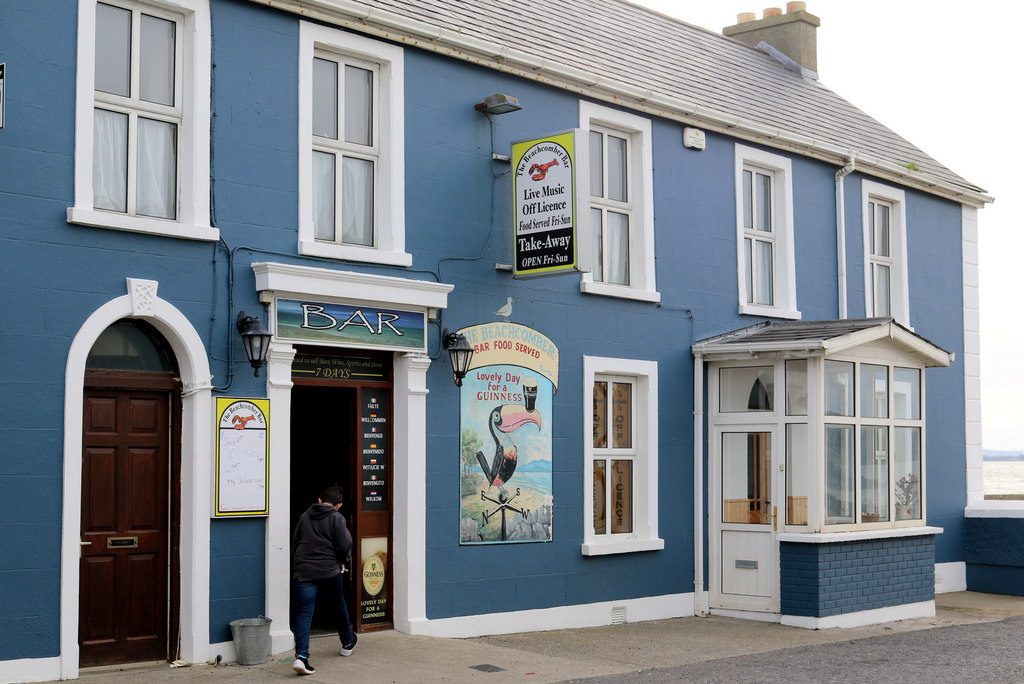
[80,388,170,667]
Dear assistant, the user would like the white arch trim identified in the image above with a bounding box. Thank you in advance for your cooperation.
[60,279,214,679]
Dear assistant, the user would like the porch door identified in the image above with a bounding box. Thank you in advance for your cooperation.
[80,388,171,666]
[712,428,780,612]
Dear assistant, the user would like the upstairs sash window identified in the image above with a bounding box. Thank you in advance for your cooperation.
[311,53,378,247]
[93,2,181,220]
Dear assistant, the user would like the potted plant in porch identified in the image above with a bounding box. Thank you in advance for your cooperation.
[895,473,919,520]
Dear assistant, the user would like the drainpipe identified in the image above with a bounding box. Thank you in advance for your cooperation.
[835,153,856,319]
[693,352,708,616]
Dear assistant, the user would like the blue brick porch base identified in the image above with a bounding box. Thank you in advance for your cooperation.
[780,535,936,619]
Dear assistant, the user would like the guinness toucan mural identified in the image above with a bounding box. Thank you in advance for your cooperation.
[457,321,558,544]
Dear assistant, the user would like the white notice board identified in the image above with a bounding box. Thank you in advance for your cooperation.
[214,398,270,516]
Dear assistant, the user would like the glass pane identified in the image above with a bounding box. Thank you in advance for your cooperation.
[754,240,773,305]
[344,65,373,146]
[722,432,770,524]
[894,367,920,419]
[312,58,339,139]
[874,264,891,317]
[136,117,177,219]
[742,169,752,230]
[755,171,772,232]
[593,460,606,534]
[611,382,632,448]
[720,366,773,412]
[589,131,603,198]
[860,426,889,522]
[606,211,630,285]
[312,150,336,241]
[744,237,753,304]
[592,208,603,282]
[786,359,807,416]
[868,201,876,254]
[860,364,888,418]
[93,108,128,212]
[342,156,374,246]
[140,14,175,106]
[874,202,890,257]
[87,319,174,371]
[825,424,855,524]
[607,134,627,202]
[95,2,131,97]
[592,381,608,448]
[825,360,854,417]
[894,427,921,520]
[610,460,633,533]
[786,424,808,525]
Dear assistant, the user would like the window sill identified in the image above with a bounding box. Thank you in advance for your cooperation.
[581,537,664,556]
[739,303,801,320]
[965,501,1024,518]
[778,525,943,544]
[299,239,413,267]
[581,280,660,303]
[68,207,219,241]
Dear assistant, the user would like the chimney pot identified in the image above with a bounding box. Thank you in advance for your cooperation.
[737,12,757,23]
[786,1,806,12]
[763,7,782,18]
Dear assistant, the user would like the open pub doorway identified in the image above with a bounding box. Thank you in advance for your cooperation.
[289,347,394,638]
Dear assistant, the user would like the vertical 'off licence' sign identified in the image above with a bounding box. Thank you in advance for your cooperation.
[512,130,590,278]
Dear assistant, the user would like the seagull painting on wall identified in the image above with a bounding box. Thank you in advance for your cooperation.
[494,297,514,321]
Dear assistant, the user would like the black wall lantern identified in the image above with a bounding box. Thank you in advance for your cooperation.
[237,311,272,377]
[442,328,474,387]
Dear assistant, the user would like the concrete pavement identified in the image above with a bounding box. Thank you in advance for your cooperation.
[69,592,1024,684]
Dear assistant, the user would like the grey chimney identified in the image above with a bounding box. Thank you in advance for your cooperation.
[723,2,821,75]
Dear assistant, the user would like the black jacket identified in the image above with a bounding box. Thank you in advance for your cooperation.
[291,503,353,582]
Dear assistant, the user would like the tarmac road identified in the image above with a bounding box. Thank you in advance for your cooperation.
[565,616,1024,683]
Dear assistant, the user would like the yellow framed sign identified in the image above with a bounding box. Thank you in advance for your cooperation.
[214,398,270,517]
[512,129,591,278]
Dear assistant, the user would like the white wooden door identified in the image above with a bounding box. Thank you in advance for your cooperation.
[711,427,780,612]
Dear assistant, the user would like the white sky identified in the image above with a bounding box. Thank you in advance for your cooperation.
[631,0,1022,450]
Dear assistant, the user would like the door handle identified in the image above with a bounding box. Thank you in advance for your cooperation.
[771,505,778,531]
[79,540,92,557]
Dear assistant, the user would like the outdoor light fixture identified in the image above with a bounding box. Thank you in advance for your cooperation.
[474,93,522,115]
[237,311,272,377]
[442,328,474,387]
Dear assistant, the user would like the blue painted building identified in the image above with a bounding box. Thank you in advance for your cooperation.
[0,0,997,681]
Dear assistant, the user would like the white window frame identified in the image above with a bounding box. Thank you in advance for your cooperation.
[582,356,663,555]
[579,101,659,303]
[862,180,909,325]
[298,22,410,267]
[821,357,927,530]
[734,144,799,319]
[69,0,216,241]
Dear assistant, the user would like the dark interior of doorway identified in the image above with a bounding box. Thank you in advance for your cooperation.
[290,385,357,636]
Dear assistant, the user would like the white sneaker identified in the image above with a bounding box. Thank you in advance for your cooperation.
[292,656,315,675]
[340,632,358,656]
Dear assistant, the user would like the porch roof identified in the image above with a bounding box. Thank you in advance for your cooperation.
[691,317,953,367]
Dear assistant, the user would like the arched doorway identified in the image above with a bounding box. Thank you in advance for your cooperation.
[79,319,182,667]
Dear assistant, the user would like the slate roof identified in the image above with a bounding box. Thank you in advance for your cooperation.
[311,0,989,204]
[691,317,952,366]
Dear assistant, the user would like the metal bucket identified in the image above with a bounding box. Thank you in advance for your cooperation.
[229,616,272,665]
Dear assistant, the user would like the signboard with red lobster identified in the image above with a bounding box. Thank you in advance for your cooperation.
[214,398,271,517]
[511,130,591,278]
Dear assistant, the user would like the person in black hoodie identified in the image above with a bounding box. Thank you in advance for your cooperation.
[290,484,357,676]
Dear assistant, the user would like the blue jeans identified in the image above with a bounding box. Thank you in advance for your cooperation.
[292,573,355,659]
